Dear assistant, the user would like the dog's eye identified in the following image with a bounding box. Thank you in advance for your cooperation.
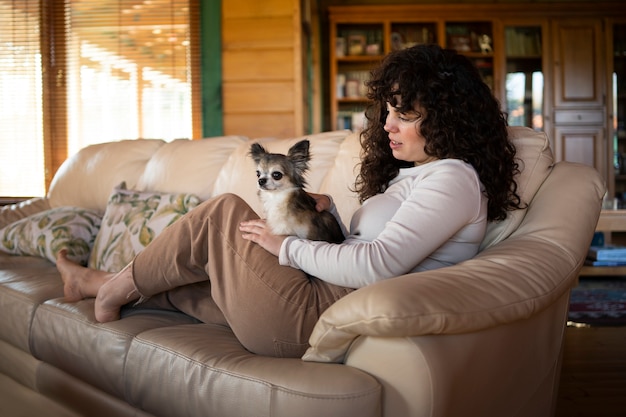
[272,172,283,180]
[256,170,260,178]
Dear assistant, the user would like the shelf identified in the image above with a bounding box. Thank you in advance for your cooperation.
[336,55,383,62]
[506,55,542,59]
[580,265,626,276]
[338,98,370,103]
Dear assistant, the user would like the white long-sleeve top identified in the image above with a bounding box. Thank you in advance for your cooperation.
[278,159,488,289]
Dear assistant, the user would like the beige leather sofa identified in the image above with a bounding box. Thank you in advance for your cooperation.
[0,127,604,417]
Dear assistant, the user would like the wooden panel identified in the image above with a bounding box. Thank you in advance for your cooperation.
[596,209,626,232]
[223,81,295,113]
[552,19,605,107]
[222,0,294,19]
[221,0,302,138]
[554,125,605,172]
[222,50,295,82]
[223,113,296,139]
[222,17,295,49]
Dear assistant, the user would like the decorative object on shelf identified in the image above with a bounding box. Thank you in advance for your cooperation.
[335,37,346,57]
[391,32,403,51]
[345,79,359,98]
[448,35,472,52]
[336,74,346,98]
[478,34,492,54]
[365,43,380,56]
[348,33,366,55]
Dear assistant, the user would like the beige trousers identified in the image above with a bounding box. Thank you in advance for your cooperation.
[131,193,353,357]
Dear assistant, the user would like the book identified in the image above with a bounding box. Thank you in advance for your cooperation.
[585,258,626,267]
[588,245,626,261]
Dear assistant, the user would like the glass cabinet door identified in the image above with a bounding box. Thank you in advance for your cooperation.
[445,21,494,91]
[612,23,626,203]
[503,25,544,131]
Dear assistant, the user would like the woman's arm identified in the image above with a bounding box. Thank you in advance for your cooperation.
[280,161,486,288]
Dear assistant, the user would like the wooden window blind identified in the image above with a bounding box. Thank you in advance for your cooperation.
[0,0,201,197]
[0,0,46,196]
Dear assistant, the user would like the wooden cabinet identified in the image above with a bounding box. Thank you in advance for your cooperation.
[328,6,499,131]
[551,19,607,182]
[326,3,626,195]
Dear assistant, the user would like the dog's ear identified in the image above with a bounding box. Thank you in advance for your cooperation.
[287,140,311,175]
[249,143,267,164]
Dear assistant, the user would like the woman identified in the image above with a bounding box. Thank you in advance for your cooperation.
[57,44,521,358]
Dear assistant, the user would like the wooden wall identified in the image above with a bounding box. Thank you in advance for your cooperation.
[221,0,304,139]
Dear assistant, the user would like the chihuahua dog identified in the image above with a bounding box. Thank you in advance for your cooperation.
[249,140,345,243]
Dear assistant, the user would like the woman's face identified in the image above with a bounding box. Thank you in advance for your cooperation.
[383,101,437,165]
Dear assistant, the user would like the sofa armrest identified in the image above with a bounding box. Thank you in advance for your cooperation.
[340,291,570,417]
[302,235,579,363]
[304,160,604,364]
[0,197,51,229]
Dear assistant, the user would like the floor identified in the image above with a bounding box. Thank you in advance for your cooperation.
[555,325,626,417]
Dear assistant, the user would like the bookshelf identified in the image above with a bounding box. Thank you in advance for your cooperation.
[329,8,446,131]
[328,6,514,131]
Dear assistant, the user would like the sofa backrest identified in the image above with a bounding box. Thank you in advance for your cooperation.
[47,139,166,211]
[211,130,352,218]
[46,126,561,247]
[479,126,555,250]
[45,131,355,217]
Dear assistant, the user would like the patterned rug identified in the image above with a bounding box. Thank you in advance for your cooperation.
[568,278,626,326]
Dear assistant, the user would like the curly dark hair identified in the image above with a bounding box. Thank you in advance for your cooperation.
[355,44,522,221]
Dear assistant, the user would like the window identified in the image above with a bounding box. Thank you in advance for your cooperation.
[0,0,201,197]
[0,0,45,196]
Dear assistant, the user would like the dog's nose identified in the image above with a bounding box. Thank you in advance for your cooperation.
[258,178,267,186]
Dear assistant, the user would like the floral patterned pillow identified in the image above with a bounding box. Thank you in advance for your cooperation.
[88,182,201,272]
[0,207,102,265]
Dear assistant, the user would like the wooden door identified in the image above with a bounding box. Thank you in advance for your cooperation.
[551,18,607,183]
[552,19,605,109]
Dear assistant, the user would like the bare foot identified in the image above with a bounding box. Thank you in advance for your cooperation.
[57,249,113,302]
[94,263,139,323]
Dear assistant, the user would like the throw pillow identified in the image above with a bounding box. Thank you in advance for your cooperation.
[88,182,201,272]
[0,207,102,265]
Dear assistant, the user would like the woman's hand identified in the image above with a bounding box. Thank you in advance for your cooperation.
[239,219,286,256]
[308,193,331,212]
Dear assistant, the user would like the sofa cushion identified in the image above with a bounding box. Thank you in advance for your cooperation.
[0,257,63,352]
[30,299,198,400]
[47,139,165,212]
[135,136,248,201]
[0,207,102,265]
[88,182,201,272]
[124,324,381,417]
[479,126,554,251]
